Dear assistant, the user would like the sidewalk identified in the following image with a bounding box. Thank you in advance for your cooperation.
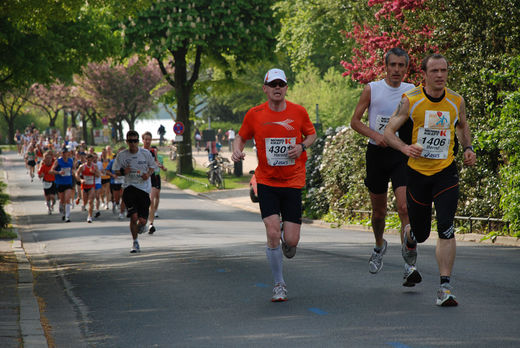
[1,155,47,348]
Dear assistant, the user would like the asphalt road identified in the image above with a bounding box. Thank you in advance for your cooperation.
[3,151,520,348]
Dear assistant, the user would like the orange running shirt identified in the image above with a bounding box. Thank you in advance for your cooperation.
[38,162,55,182]
[239,100,316,188]
[80,164,96,189]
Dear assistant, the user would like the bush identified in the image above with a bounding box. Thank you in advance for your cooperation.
[304,126,373,223]
[0,181,10,229]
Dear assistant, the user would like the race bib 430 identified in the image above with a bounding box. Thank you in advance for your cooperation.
[265,137,296,166]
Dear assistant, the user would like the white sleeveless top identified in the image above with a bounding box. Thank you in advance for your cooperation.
[367,79,415,145]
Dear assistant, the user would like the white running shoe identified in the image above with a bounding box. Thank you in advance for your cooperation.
[403,263,422,287]
[130,240,140,253]
[87,217,92,223]
[369,239,387,274]
[118,213,125,220]
[271,283,288,302]
[154,212,159,218]
[436,283,458,306]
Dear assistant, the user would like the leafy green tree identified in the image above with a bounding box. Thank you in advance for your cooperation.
[0,87,31,145]
[274,0,355,74]
[287,65,361,129]
[0,0,153,91]
[121,0,277,174]
[0,5,122,91]
[485,56,520,235]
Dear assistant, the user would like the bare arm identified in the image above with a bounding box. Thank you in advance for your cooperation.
[288,132,318,159]
[350,85,387,147]
[455,99,477,166]
[384,97,422,158]
[231,134,247,162]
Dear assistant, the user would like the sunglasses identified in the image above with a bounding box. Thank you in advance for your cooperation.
[265,80,287,88]
[126,139,139,143]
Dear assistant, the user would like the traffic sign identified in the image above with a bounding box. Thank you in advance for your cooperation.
[173,121,185,135]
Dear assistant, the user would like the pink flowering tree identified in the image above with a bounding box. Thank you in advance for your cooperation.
[29,82,71,128]
[77,58,167,133]
[341,0,437,85]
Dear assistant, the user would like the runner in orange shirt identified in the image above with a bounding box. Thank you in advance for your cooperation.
[232,68,317,302]
[76,153,100,223]
[37,150,56,215]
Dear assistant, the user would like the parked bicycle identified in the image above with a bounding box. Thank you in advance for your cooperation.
[206,155,225,189]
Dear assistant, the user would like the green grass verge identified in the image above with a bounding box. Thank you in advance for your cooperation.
[160,151,251,193]
[0,227,17,240]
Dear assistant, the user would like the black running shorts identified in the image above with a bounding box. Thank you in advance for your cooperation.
[257,183,302,224]
[122,185,151,220]
[364,143,408,194]
[110,183,122,192]
[151,174,161,190]
[56,184,73,193]
[43,181,56,195]
[406,162,459,243]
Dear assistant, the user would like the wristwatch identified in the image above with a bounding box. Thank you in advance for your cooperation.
[464,145,474,153]
[300,143,307,152]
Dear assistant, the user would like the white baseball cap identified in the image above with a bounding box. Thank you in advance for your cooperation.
[264,68,287,84]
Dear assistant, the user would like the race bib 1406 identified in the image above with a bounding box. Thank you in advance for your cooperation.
[417,128,450,159]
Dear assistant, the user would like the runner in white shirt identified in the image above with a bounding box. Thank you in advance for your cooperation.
[113,131,157,253]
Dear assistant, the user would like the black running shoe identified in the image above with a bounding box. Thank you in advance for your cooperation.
[148,224,156,235]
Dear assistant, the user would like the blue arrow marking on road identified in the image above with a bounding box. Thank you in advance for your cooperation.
[387,342,413,348]
[255,283,269,288]
[308,307,328,315]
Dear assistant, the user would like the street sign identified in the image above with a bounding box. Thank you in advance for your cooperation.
[173,121,185,135]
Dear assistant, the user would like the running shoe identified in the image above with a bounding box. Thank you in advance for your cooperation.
[48,207,52,215]
[138,224,146,234]
[95,211,101,218]
[402,229,418,266]
[87,217,92,223]
[154,212,159,218]
[148,224,156,235]
[81,205,86,212]
[281,240,297,259]
[368,239,387,274]
[65,217,71,223]
[118,213,125,220]
[280,225,297,259]
[130,240,140,254]
[62,215,65,221]
[436,283,458,306]
[271,283,288,302]
[403,263,422,287]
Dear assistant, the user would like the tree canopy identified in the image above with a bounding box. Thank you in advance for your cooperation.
[121,0,278,173]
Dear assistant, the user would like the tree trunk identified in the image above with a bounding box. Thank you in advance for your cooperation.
[48,110,59,128]
[7,119,15,145]
[81,114,88,143]
[63,111,68,137]
[70,111,77,127]
[173,47,193,174]
[117,121,123,141]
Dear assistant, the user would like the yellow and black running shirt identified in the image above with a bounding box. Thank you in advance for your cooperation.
[404,86,462,176]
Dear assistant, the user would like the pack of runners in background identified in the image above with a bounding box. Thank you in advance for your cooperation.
[19,126,166,230]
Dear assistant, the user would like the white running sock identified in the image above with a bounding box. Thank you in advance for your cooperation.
[266,245,284,285]
[65,204,71,218]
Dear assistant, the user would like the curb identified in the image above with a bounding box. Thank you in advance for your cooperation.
[2,155,48,347]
